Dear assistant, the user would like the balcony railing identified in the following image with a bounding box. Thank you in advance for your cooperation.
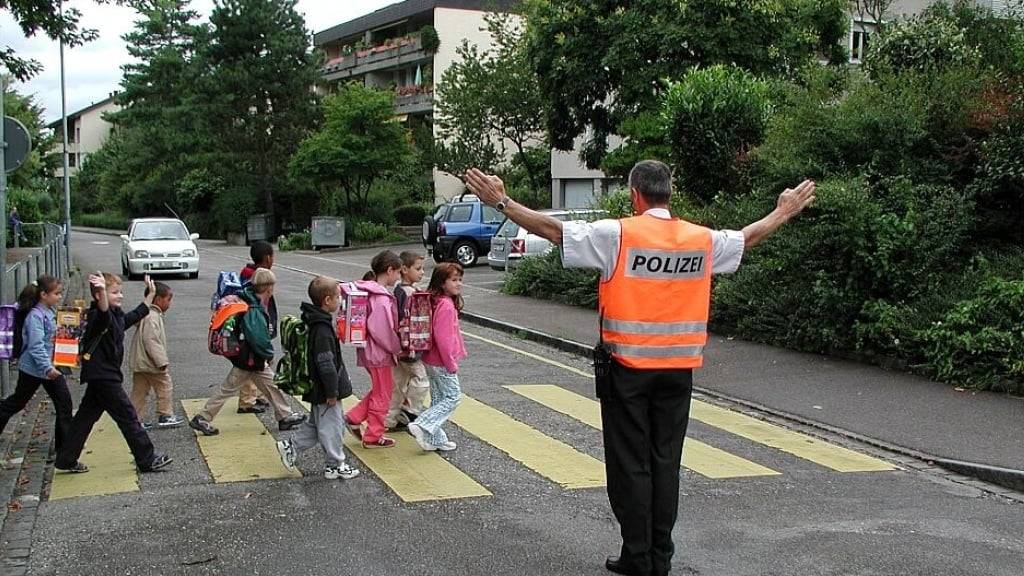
[322,35,427,80]
[394,85,434,115]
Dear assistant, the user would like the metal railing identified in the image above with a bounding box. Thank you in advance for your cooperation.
[1,222,70,395]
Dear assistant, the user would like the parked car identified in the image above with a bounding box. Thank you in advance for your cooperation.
[422,193,506,267]
[120,218,200,280]
[488,209,607,272]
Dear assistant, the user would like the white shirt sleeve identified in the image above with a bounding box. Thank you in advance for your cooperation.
[561,219,621,281]
[711,230,745,274]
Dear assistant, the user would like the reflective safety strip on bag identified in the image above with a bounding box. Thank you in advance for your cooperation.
[604,342,705,359]
[601,319,707,335]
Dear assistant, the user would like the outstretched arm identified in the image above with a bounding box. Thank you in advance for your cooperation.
[465,169,564,245]
[742,180,817,248]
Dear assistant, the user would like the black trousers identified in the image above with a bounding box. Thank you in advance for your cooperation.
[0,371,73,453]
[600,361,693,576]
[56,379,155,469]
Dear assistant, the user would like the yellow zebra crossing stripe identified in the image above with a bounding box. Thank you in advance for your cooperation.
[182,398,301,482]
[506,385,780,479]
[50,415,138,500]
[450,395,606,489]
[689,402,897,473]
[299,397,492,503]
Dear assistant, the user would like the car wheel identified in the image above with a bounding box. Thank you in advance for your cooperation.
[422,216,438,246]
[453,241,478,267]
[189,271,199,280]
[121,259,129,276]
[432,249,445,263]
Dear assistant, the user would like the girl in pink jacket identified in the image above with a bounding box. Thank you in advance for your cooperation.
[345,251,403,448]
[408,263,468,452]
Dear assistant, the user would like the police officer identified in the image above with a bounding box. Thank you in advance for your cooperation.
[466,161,815,576]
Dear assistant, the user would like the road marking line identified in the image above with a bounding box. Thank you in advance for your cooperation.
[462,330,592,378]
[506,385,779,479]
[50,414,138,500]
[182,398,301,483]
[450,395,606,489]
[689,402,897,472]
[325,397,491,502]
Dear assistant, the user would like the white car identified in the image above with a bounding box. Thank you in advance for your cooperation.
[120,218,200,280]
[488,209,607,272]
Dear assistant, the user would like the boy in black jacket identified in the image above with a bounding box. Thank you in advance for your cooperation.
[276,276,360,480]
[55,273,172,473]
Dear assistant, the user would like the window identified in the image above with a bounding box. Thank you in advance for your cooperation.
[850,20,877,64]
[482,205,504,224]
[68,154,76,168]
[446,205,473,223]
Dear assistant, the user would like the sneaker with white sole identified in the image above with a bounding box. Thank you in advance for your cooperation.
[276,439,297,472]
[437,441,457,452]
[324,463,360,480]
[157,414,186,429]
[189,415,219,436]
[407,423,436,451]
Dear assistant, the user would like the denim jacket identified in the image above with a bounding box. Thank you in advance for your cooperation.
[19,305,56,378]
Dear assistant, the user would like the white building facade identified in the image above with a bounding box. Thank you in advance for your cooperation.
[47,94,120,178]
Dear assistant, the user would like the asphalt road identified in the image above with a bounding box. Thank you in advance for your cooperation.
[24,233,1024,576]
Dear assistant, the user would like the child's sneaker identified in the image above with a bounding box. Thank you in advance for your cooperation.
[345,419,363,440]
[324,463,360,480]
[278,413,307,431]
[189,415,219,436]
[437,441,457,452]
[56,461,89,473]
[407,423,436,452]
[139,454,173,472]
[157,415,185,429]
[141,422,154,431]
[362,437,396,449]
[276,439,297,472]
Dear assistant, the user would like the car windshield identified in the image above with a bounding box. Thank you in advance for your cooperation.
[132,221,189,241]
[496,219,520,237]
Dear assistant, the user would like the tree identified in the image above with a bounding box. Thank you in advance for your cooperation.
[523,0,848,167]
[1,0,103,80]
[202,0,321,218]
[289,84,414,216]
[2,80,56,189]
[435,13,549,190]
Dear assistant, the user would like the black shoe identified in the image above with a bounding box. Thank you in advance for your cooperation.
[56,461,89,474]
[401,409,419,424]
[254,398,270,407]
[237,404,266,414]
[189,415,219,436]
[278,413,306,431]
[605,556,641,576]
[139,454,173,473]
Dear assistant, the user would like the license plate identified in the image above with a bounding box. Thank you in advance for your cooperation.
[153,261,178,270]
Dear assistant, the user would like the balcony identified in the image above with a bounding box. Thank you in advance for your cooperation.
[394,85,434,116]
[322,35,429,82]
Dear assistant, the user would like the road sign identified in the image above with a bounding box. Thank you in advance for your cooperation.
[4,116,32,173]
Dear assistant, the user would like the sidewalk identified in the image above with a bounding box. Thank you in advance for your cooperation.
[461,292,1024,488]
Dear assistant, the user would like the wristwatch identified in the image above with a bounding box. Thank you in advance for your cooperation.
[495,196,512,212]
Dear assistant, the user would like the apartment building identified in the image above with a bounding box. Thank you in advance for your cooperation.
[46,94,120,178]
[314,0,517,200]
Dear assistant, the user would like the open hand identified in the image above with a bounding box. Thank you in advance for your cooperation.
[143,275,156,304]
[777,180,816,219]
[465,168,507,207]
[88,272,106,291]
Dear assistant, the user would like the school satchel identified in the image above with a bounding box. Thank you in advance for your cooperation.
[274,315,312,395]
[0,304,16,360]
[399,291,433,352]
[208,296,249,357]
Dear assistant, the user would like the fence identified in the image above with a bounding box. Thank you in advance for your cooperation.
[1,222,70,396]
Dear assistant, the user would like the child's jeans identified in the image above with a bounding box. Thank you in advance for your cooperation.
[416,365,462,447]
[293,402,347,467]
[131,371,174,419]
[345,366,394,443]
[386,359,429,428]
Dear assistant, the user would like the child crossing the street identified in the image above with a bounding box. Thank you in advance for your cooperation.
[238,241,276,413]
[55,273,173,473]
[408,263,467,452]
[386,251,429,430]
[344,250,403,448]
[189,268,306,436]
[276,276,360,480]
[129,281,185,429]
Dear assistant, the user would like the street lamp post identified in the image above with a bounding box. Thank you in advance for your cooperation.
[60,2,72,275]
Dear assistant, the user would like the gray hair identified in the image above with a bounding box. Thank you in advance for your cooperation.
[628,160,673,205]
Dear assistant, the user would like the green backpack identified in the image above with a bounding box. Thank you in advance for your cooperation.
[274,315,311,395]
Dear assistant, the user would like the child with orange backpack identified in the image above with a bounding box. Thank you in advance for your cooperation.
[344,250,403,448]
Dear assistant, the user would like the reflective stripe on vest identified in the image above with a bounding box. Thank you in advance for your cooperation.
[598,215,712,370]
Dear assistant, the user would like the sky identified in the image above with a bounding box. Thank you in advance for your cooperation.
[1,0,397,124]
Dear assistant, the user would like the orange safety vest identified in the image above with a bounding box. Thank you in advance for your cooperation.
[598,215,712,370]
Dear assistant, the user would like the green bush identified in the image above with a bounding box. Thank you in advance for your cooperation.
[78,211,128,230]
[393,204,429,226]
[663,65,772,202]
[865,4,981,77]
[278,229,311,252]
[921,277,1024,394]
[503,249,600,309]
[352,221,390,244]
[420,25,440,53]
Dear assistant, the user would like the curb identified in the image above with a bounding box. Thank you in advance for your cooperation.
[458,310,1024,496]
[70,226,126,237]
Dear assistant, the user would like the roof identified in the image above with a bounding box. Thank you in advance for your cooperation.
[313,0,518,46]
[46,94,119,129]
